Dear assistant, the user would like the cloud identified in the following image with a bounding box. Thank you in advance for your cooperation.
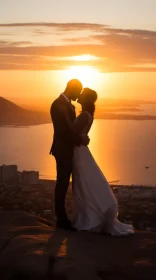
[0,22,156,71]
[0,43,104,56]
[89,27,156,69]
[33,29,52,36]
[104,27,156,36]
[0,22,107,32]
[0,33,12,36]
[0,42,156,71]
[0,53,101,70]
[0,40,33,47]
[91,33,156,62]
[62,37,98,43]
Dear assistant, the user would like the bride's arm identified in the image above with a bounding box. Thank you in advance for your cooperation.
[72,112,89,135]
[60,107,89,144]
[62,108,89,134]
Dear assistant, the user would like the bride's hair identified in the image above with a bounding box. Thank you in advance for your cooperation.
[82,87,98,116]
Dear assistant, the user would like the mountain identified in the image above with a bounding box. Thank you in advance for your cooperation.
[0,97,51,126]
[1,97,156,125]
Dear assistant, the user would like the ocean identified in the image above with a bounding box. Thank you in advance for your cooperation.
[0,118,156,186]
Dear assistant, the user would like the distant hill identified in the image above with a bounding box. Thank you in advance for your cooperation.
[1,97,156,125]
[0,97,51,126]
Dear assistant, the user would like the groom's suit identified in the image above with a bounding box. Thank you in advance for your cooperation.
[50,94,80,224]
[50,94,76,158]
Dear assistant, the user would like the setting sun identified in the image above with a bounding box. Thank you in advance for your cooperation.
[64,66,100,88]
[71,55,99,61]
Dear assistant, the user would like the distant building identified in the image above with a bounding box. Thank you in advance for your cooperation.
[17,171,23,184]
[0,165,2,182]
[22,171,39,185]
[1,165,18,184]
[0,165,39,185]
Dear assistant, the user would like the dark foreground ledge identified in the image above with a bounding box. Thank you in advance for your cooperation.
[0,211,156,280]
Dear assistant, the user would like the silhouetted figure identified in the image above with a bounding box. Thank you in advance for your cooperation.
[50,79,89,230]
[63,87,135,236]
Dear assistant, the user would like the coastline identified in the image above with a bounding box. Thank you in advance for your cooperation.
[1,113,156,128]
[0,180,156,231]
[39,178,156,188]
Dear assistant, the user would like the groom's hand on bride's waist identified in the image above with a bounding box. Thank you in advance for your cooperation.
[80,135,90,146]
[75,135,90,146]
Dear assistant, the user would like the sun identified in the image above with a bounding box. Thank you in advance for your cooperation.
[64,66,100,88]
[51,62,110,98]
[71,55,99,62]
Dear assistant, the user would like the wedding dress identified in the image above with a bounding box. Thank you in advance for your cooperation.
[72,111,134,236]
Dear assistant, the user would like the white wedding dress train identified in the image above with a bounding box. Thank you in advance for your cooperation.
[72,112,134,236]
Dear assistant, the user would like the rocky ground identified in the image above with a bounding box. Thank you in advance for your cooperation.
[0,211,156,280]
[0,182,156,279]
[0,180,156,230]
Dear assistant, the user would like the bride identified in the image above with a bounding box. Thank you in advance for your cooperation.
[65,87,134,236]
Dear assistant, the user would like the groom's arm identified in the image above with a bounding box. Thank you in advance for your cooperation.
[57,106,90,146]
[73,132,90,146]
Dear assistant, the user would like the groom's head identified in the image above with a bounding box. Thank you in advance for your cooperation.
[64,79,83,101]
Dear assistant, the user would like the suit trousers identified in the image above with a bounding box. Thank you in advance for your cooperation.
[54,154,72,222]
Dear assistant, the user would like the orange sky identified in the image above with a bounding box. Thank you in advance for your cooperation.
[1,70,156,110]
[1,1,156,106]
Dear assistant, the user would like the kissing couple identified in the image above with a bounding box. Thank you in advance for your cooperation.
[50,79,134,236]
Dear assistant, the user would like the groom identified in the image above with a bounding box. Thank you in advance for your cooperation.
[50,79,89,230]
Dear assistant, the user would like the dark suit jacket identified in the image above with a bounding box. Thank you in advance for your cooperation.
[50,94,79,159]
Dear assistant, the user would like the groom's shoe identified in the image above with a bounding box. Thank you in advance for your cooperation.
[56,219,76,231]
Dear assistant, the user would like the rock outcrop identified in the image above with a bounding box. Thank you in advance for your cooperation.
[0,211,156,279]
